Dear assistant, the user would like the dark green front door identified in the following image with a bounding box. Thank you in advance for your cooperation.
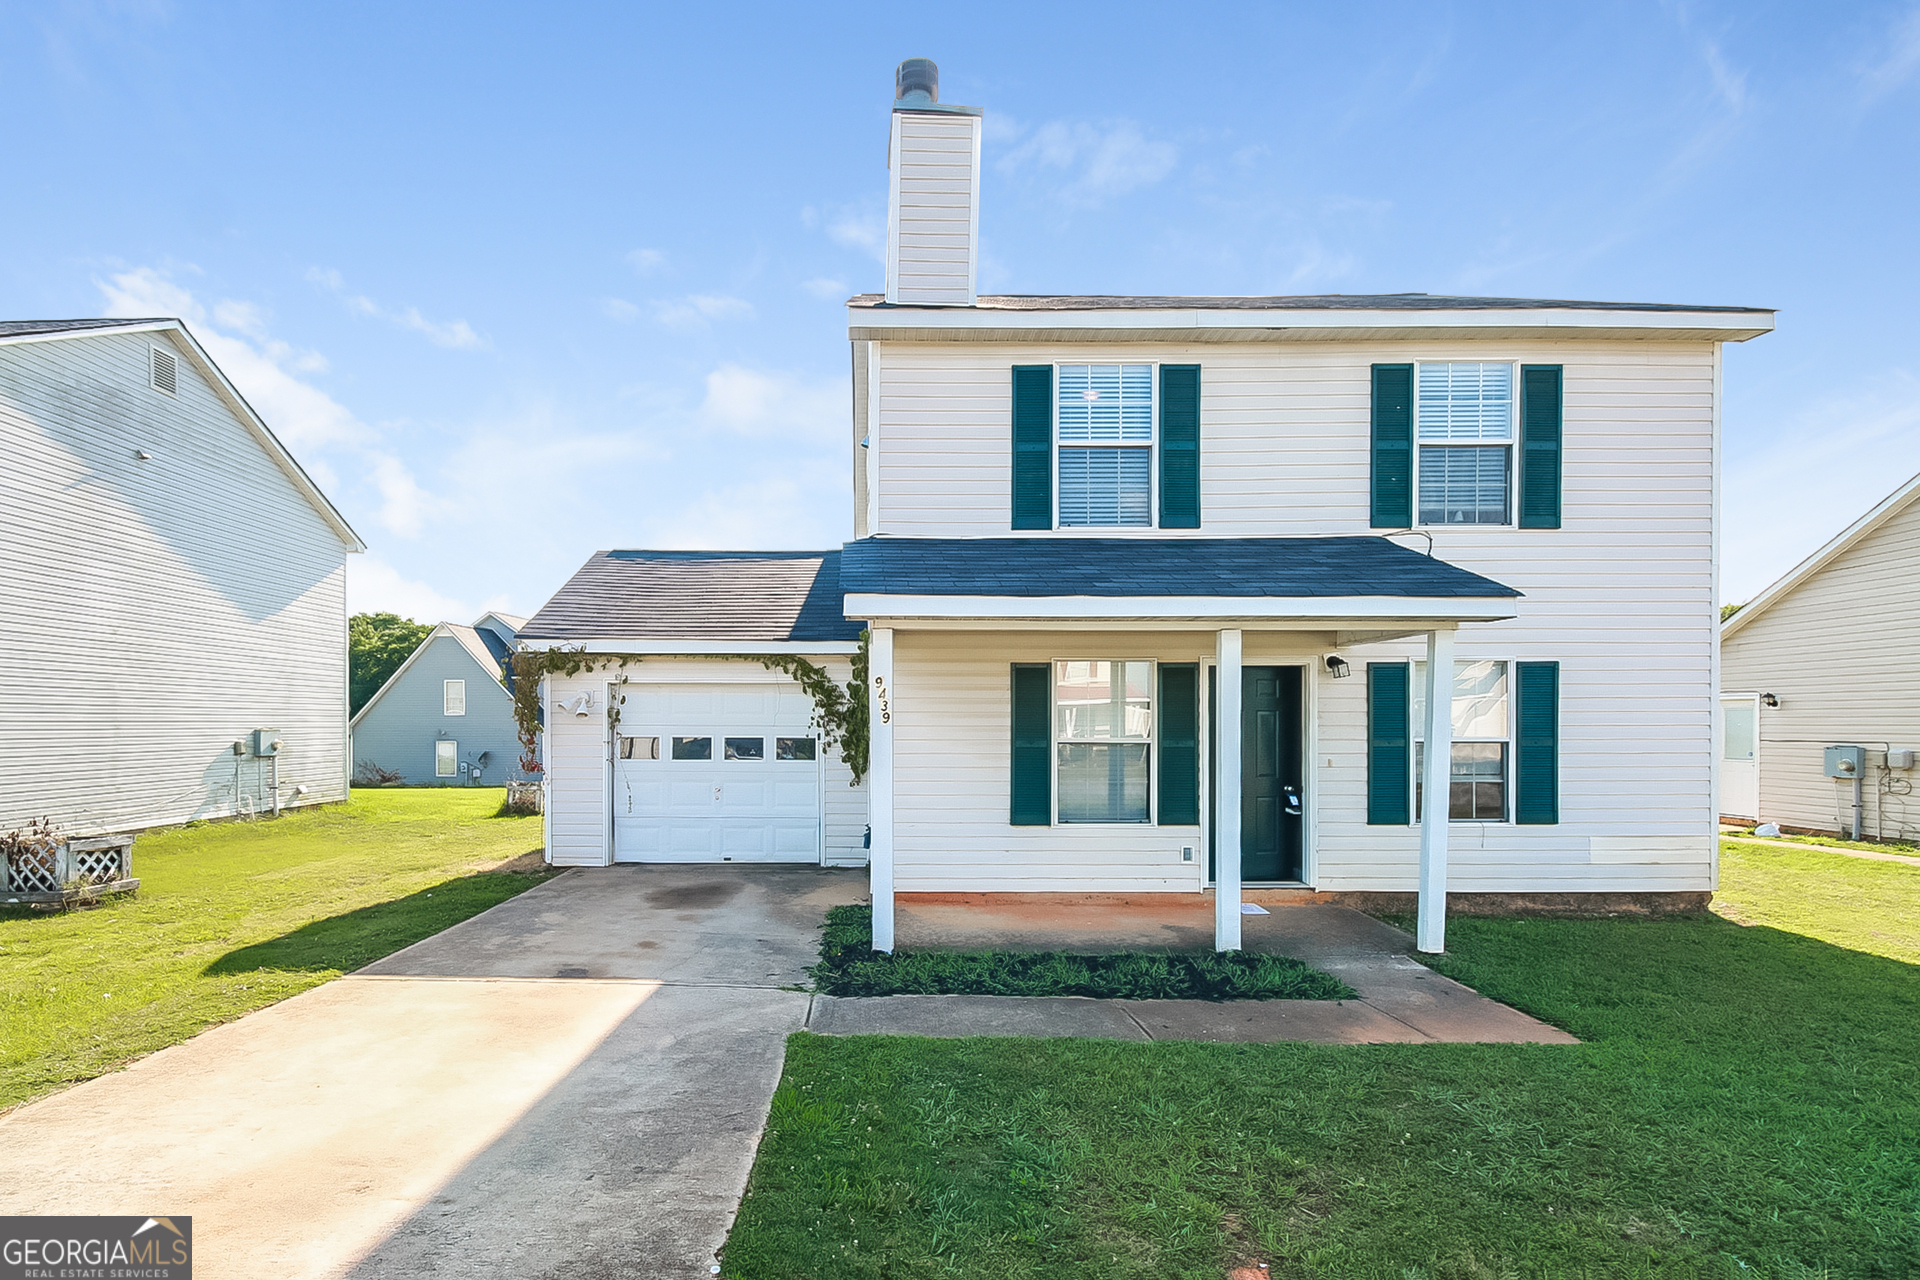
[1209,665,1306,883]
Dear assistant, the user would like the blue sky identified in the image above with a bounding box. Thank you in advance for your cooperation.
[5,2,1918,620]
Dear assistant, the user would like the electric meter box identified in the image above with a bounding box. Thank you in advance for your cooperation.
[1889,749,1916,770]
[1824,745,1864,779]
[252,729,283,757]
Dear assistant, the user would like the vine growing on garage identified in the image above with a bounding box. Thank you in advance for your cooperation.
[506,646,628,775]
[759,628,870,786]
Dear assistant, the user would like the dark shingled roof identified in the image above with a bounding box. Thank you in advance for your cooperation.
[520,550,863,643]
[0,318,176,337]
[839,537,1520,600]
[847,292,1771,314]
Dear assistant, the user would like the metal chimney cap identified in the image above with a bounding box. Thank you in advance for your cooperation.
[895,58,939,105]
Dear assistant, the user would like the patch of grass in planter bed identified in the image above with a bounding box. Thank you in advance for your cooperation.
[811,904,1354,1001]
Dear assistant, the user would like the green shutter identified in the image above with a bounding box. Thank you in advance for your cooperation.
[1367,662,1411,825]
[1010,663,1052,825]
[1515,661,1560,824]
[1012,365,1053,530]
[1370,364,1414,527]
[1519,365,1563,529]
[1158,364,1201,529]
[1157,663,1199,824]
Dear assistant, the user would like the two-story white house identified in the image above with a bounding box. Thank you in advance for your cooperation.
[528,59,1773,953]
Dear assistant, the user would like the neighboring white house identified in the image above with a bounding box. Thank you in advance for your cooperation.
[1720,470,1920,839]
[350,613,526,787]
[527,59,1775,952]
[0,318,364,836]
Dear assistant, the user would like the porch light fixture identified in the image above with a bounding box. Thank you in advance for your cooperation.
[1761,693,1779,708]
[1325,655,1352,679]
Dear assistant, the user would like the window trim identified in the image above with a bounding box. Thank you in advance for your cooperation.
[1053,361,1160,532]
[1411,655,1516,825]
[443,678,467,717]
[1411,359,1518,530]
[435,738,459,778]
[1051,657,1158,826]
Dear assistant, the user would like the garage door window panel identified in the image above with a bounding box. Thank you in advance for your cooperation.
[777,736,816,761]
[672,736,713,761]
[725,737,765,761]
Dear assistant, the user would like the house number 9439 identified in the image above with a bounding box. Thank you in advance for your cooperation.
[873,675,891,725]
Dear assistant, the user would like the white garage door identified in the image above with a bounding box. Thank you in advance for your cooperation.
[612,683,822,863]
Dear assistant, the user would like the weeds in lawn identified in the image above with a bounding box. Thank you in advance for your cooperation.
[810,904,1353,1001]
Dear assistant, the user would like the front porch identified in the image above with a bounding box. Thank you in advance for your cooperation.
[842,535,1525,956]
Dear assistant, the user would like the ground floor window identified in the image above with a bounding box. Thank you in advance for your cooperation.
[1413,659,1510,821]
[435,739,458,778]
[1055,660,1153,823]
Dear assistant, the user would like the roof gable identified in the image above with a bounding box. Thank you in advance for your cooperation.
[0,319,363,552]
[1723,468,1920,640]
[348,625,506,730]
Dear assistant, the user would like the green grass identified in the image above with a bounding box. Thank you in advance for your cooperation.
[1723,828,1920,858]
[812,904,1353,1002]
[1715,837,1920,964]
[726,862,1920,1278]
[0,789,551,1110]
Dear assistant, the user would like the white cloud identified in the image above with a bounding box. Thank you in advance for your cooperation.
[1703,41,1749,114]
[802,277,849,300]
[99,266,365,452]
[347,555,478,623]
[804,203,886,263]
[999,119,1178,206]
[698,364,846,443]
[1861,5,1920,101]
[650,294,755,330]
[367,451,443,538]
[305,266,484,349]
[626,248,667,275]
[601,298,641,322]
[1724,371,1920,602]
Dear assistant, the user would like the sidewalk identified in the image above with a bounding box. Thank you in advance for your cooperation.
[806,903,1577,1046]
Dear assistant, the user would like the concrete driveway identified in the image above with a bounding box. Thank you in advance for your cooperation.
[0,865,865,1280]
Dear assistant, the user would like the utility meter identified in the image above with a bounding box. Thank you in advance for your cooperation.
[252,729,283,757]
[1824,745,1865,779]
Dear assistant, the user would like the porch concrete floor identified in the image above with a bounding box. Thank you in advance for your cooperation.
[806,898,1576,1045]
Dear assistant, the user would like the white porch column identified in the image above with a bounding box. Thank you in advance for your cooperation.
[1417,626,1455,953]
[868,627,896,953]
[1214,628,1244,952]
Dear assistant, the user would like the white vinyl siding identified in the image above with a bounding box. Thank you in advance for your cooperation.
[1722,494,1920,839]
[0,330,352,836]
[443,679,466,716]
[869,338,1719,895]
[888,112,979,306]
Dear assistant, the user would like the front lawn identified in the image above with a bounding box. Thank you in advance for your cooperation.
[725,845,1920,1278]
[0,789,551,1110]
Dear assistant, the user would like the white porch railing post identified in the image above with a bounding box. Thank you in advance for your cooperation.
[1417,626,1455,953]
[869,626,897,953]
[1215,628,1244,952]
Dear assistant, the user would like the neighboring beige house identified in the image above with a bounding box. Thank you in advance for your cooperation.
[528,59,1776,954]
[1720,470,1920,838]
[0,319,364,837]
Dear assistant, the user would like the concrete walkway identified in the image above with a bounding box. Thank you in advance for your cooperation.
[809,898,1576,1045]
[0,865,866,1280]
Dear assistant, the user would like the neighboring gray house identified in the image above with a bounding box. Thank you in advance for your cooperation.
[0,318,364,836]
[350,613,526,786]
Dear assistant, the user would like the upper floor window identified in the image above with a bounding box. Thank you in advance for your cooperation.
[443,679,466,716]
[1417,362,1512,526]
[1058,364,1154,527]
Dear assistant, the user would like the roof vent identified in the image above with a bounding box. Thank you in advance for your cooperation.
[149,346,177,396]
[895,58,938,105]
